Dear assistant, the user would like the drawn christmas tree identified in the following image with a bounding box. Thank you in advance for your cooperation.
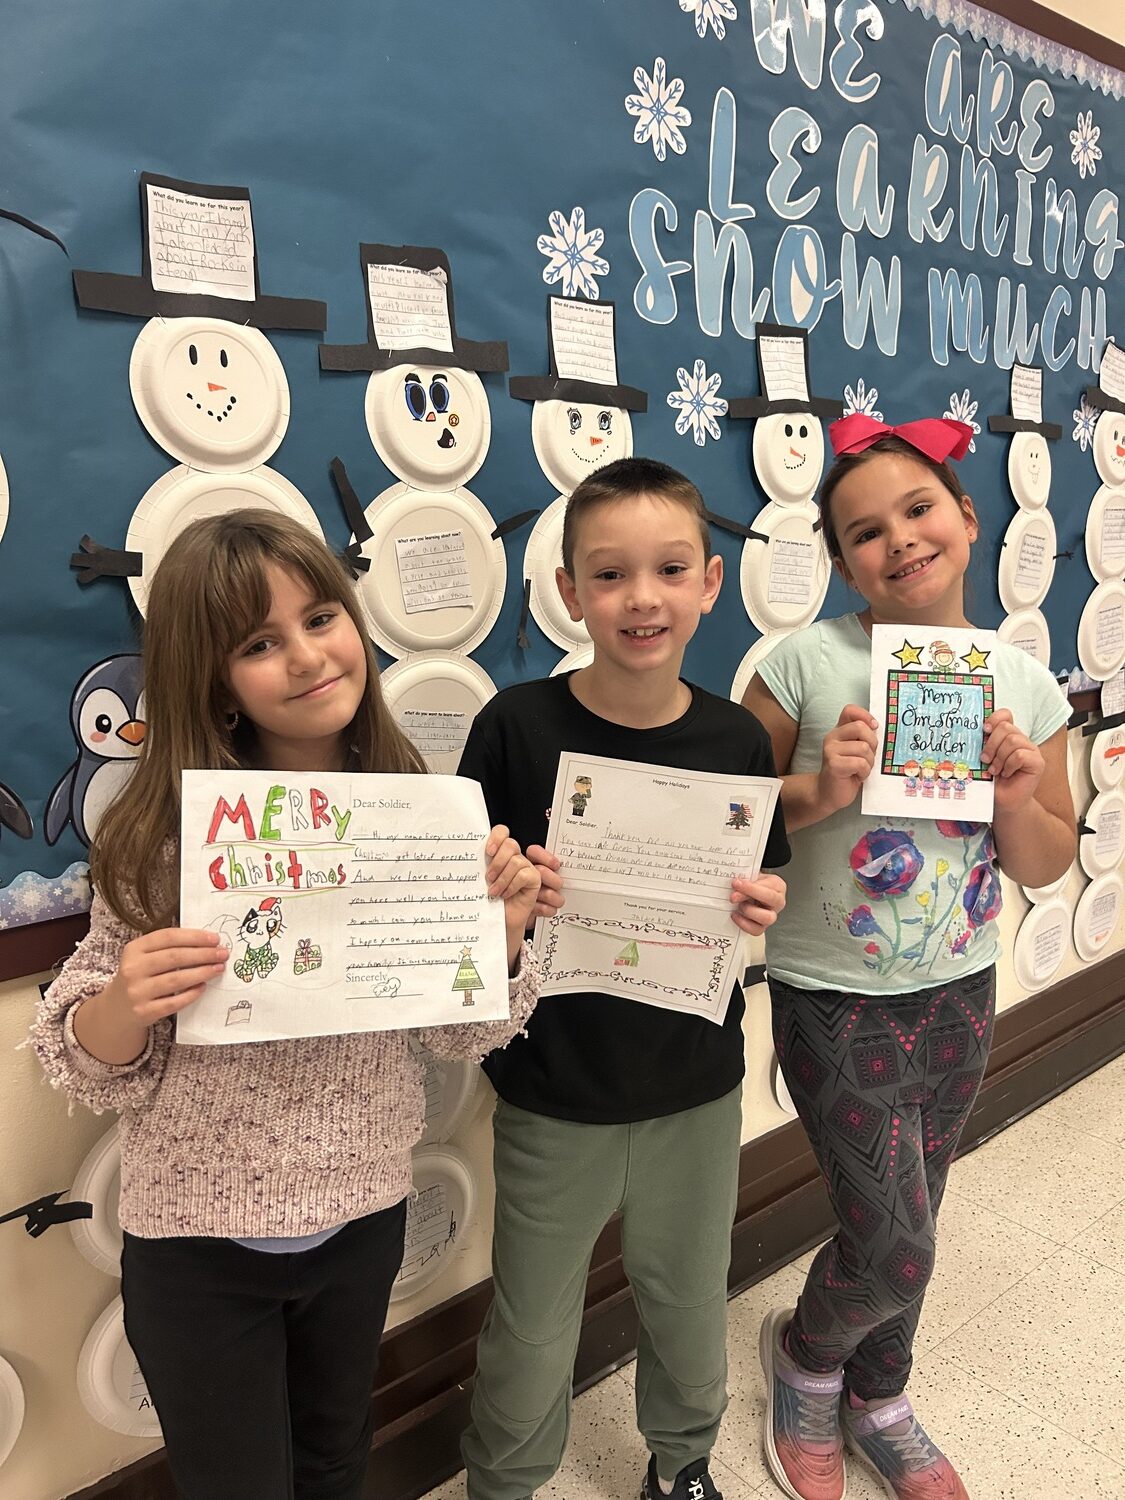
[727,803,752,828]
[614,940,640,967]
[452,946,483,1007]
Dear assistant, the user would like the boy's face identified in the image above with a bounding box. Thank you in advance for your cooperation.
[556,494,722,680]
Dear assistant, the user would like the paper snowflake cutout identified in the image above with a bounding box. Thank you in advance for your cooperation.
[1070,110,1102,180]
[944,388,981,453]
[679,0,737,40]
[843,378,883,422]
[668,359,727,447]
[536,207,610,301]
[1073,395,1099,452]
[625,58,691,162]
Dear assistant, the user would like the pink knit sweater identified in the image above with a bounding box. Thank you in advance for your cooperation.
[32,891,538,1240]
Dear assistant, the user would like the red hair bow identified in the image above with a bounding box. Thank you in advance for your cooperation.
[829,414,975,463]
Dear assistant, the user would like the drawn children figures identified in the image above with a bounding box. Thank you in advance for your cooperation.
[936,760,955,799]
[569,775,593,817]
[953,762,970,800]
[452,945,483,1007]
[920,759,937,798]
[233,897,283,983]
[902,759,921,797]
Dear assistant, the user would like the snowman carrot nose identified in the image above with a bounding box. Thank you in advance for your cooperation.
[590,436,603,446]
[207,382,225,392]
[425,411,436,421]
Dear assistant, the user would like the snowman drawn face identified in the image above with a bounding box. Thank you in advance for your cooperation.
[1008,432,1051,509]
[365,364,490,491]
[129,318,290,472]
[79,687,147,762]
[530,399,633,496]
[752,413,824,505]
[1093,410,1125,489]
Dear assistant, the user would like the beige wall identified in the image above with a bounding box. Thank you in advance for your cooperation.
[1040,0,1125,48]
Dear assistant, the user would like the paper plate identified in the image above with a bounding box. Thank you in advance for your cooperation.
[0,452,9,548]
[530,399,632,498]
[129,317,289,472]
[1079,789,1125,879]
[730,630,794,705]
[1021,867,1071,903]
[390,1146,475,1304]
[549,643,595,677]
[1093,408,1125,490]
[740,502,829,633]
[752,412,825,506]
[523,494,591,651]
[0,1356,24,1469]
[70,1125,123,1277]
[126,463,324,616]
[1077,580,1125,681]
[770,1055,798,1118]
[379,652,496,774]
[410,1039,481,1146]
[996,607,1051,668]
[1012,898,1070,991]
[1085,484,1125,583]
[366,365,491,491]
[1006,431,1052,511]
[353,483,505,658]
[1090,724,1125,793]
[1072,871,1124,962]
[77,1298,162,1438]
[997,509,1056,613]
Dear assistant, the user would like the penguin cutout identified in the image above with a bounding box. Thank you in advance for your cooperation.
[510,296,647,651]
[0,783,32,845]
[987,362,1060,512]
[44,655,145,847]
[727,325,841,632]
[70,172,327,612]
[321,244,509,659]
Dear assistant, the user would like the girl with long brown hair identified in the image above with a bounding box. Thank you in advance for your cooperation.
[33,510,540,1500]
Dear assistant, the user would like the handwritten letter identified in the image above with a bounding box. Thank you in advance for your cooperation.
[367,262,453,352]
[550,297,618,385]
[146,184,256,301]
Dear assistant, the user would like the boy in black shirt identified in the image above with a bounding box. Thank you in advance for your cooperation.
[460,458,789,1500]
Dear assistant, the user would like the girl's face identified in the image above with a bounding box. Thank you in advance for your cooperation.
[829,453,978,626]
[225,564,368,771]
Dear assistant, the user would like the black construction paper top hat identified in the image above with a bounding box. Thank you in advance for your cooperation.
[988,362,1062,439]
[1085,340,1125,418]
[320,243,508,374]
[72,172,326,332]
[509,295,647,412]
[727,323,843,421]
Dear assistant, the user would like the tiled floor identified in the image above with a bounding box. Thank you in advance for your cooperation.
[423,1053,1125,1499]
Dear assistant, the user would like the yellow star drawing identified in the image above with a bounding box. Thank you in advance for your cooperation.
[962,644,991,672]
[893,640,923,668]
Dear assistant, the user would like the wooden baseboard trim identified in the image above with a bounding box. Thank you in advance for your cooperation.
[69,956,1125,1500]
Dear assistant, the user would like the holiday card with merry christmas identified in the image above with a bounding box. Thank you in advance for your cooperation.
[177,770,509,1044]
[863,625,997,823]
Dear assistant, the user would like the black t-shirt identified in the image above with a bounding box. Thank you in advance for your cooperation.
[458,673,790,1123]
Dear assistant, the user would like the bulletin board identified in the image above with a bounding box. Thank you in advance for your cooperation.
[0,0,1122,933]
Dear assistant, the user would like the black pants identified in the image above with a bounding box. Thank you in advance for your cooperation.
[121,1200,408,1500]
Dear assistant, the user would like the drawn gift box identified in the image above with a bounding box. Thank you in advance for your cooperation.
[294,938,322,974]
[226,998,252,1027]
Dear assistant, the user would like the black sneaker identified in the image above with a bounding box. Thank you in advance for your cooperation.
[640,1454,723,1500]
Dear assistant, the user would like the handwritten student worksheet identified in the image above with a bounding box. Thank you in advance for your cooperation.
[863,625,997,822]
[178,770,509,1044]
[535,753,780,1024]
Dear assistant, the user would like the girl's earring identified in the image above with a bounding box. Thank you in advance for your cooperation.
[226,710,240,732]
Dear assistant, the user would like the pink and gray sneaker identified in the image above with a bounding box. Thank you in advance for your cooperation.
[841,1393,969,1499]
[759,1308,846,1500]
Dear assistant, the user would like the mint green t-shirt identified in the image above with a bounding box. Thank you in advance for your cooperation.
[757,614,1070,995]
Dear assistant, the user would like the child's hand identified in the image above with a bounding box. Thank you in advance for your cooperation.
[983,711,1046,811]
[103,928,230,1025]
[730,873,787,936]
[525,844,564,919]
[818,705,878,813]
[485,826,542,972]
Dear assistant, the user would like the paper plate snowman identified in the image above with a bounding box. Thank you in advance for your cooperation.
[1086,341,1125,494]
[1077,342,1125,681]
[509,296,647,651]
[320,245,509,673]
[987,363,1060,512]
[727,325,841,633]
[70,172,327,612]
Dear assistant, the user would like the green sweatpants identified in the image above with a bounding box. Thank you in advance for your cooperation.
[461,1086,743,1500]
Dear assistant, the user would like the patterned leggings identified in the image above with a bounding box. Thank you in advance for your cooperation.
[769,965,996,1400]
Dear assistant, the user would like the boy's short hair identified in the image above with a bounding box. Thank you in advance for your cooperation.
[561,457,712,574]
